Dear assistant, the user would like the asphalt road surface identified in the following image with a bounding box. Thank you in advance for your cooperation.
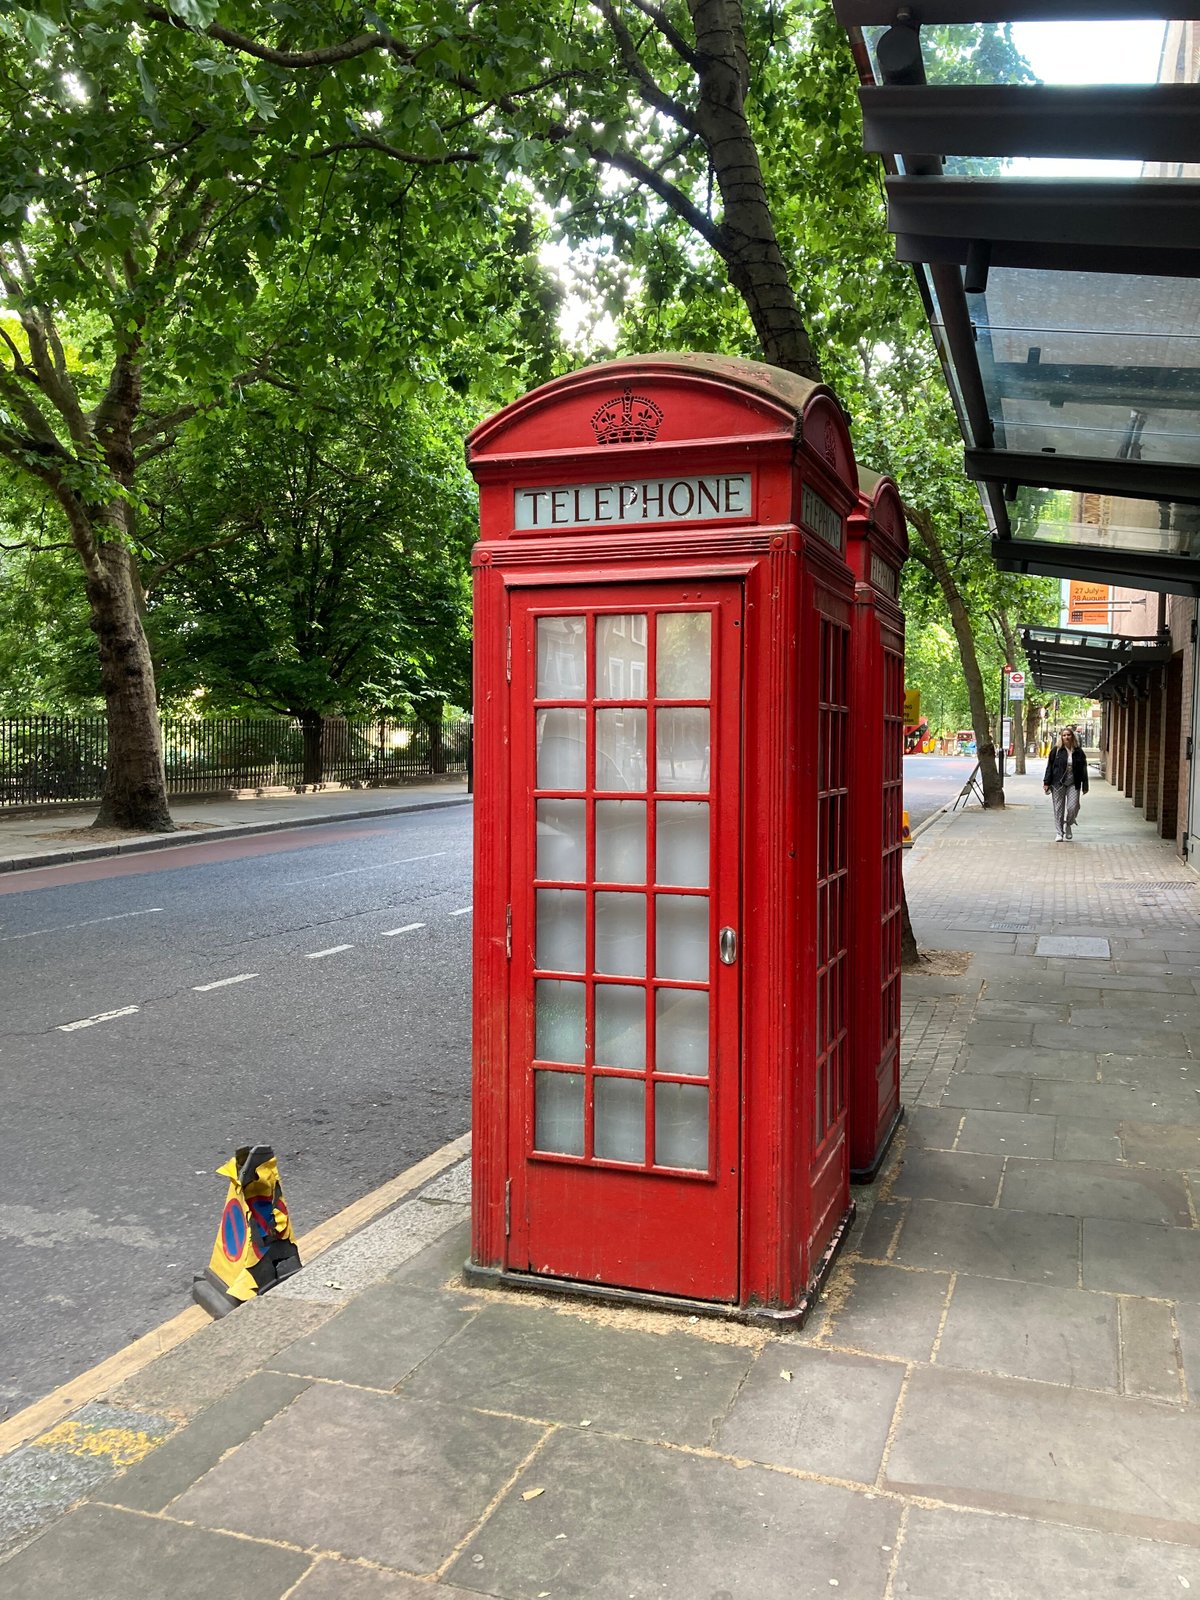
[0,803,474,1416]
[903,754,977,829]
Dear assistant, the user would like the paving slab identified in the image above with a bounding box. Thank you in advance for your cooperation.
[1053,1116,1124,1162]
[958,1046,1097,1080]
[1120,1297,1185,1403]
[1119,1122,1200,1169]
[0,1503,309,1598]
[387,1215,473,1292]
[885,1365,1200,1541]
[1082,1217,1200,1302]
[902,1106,963,1150]
[0,1439,117,1559]
[954,1109,1056,1159]
[1099,1056,1198,1092]
[892,1199,1080,1287]
[268,1281,477,1390]
[964,1019,1035,1048]
[890,1148,1004,1206]
[170,1383,544,1574]
[819,1261,950,1362]
[940,1075,1032,1112]
[1055,972,1199,994]
[1034,1023,1190,1056]
[999,1158,1193,1227]
[971,998,1068,1023]
[400,1302,754,1446]
[103,1370,310,1514]
[1177,1301,1200,1404]
[853,1199,906,1260]
[714,1345,904,1483]
[1035,935,1111,959]
[935,1276,1119,1390]
[273,1197,469,1303]
[1029,1079,1200,1125]
[446,1428,900,1600]
[109,1293,336,1418]
[289,1560,478,1599]
[893,1504,1200,1600]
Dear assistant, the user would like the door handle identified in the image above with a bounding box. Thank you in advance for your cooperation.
[719,927,738,965]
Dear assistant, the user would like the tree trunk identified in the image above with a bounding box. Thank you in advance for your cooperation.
[1025,700,1042,765]
[87,540,174,832]
[299,711,324,786]
[899,879,921,968]
[996,609,1026,774]
[687,0,822,380]
[908,507,1004,808]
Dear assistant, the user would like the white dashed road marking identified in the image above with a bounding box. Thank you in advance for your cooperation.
[382,923,425,937]
[59,1006,140,1032]
[282,851,447,887]
[449,907,472,916]
[193,973,258,992]
[4,908,164,943]
[305,944,353,960]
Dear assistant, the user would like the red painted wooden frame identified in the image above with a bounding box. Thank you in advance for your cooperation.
[846,470,909,1182]
[466,353,861,1323]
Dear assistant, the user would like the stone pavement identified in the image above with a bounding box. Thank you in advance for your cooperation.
[3,768,1200,1596]
[0,779,470,871]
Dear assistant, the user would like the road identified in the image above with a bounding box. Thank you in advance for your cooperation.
[0,804,473,1417]
[903,754,976,829]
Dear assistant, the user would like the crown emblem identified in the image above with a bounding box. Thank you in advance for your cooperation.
[591,388,664,446]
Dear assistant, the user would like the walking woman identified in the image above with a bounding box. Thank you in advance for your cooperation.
[1043,725,1088,842]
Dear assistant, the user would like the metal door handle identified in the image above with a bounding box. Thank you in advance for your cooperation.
[719,927,738,965]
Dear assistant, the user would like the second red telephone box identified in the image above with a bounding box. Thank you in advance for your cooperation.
[846,469,908,1181]
[466,353,861,1323]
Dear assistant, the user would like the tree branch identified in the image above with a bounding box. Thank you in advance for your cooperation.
[596,0,700,135]
[627,0,702,69]
[141,5,409,69]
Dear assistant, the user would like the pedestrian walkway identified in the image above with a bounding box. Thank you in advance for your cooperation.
[0,780,470,872]
[3,769,1200,1596]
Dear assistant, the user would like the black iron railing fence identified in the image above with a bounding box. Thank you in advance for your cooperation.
[0,713,469,807]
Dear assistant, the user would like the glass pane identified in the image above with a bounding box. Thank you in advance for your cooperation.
[537,617,586,699]
[536,888,585,973]
[535,1070,584,1155]
[595,983,646,1070]
[1011,485,1200,559]
[596,613,648,699]
[596,800,646,883]
[537,708,586,790]
[656,894,708,981]
[656,801,709,887]
[596,708,647,792]
[595,1076,645,1164]
[656,708,710,793]
[656,613,711,698]
[535,980,585,1064]
[595,891,646,976]
[537,799,586,881]
[655,1082,709,1170]
[655,988,709,1077]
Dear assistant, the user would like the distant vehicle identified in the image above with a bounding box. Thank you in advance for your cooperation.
[955,730,977,756]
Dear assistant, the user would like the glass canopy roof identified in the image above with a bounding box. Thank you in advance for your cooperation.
[837,5,1200,593]
[1021,624,1170,695]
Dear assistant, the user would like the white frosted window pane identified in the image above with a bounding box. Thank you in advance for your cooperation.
[656,708,709,793]
[535,1070,584,1155]
[537,708,586,790]
[595,891,646,977]
[655,1082,709,1170]
[656,894,708,981]
[537,799,586,881]
[537,888,586,973]
[596,709,647,792]
[535,980,585,1064]
[596,613,647,700]
[595,1076,645,1164]
[656,801,709,887]
[656,613,711,699]
[537,617,586,699]
[596,800,646,883]
[655,988,709,1077]
[595,983,646,1070]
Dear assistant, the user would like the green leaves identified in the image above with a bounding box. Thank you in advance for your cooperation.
[166,0,220,27]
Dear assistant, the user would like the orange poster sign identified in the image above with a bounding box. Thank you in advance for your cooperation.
[1068,581,1109,627]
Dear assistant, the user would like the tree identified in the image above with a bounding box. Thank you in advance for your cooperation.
[0,1,556,827]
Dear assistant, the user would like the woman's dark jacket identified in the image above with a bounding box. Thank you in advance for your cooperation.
[1043,745,1088,792]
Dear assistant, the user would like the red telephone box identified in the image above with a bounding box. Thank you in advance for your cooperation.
[846,470,908,1181]
[466,353,860,1323]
